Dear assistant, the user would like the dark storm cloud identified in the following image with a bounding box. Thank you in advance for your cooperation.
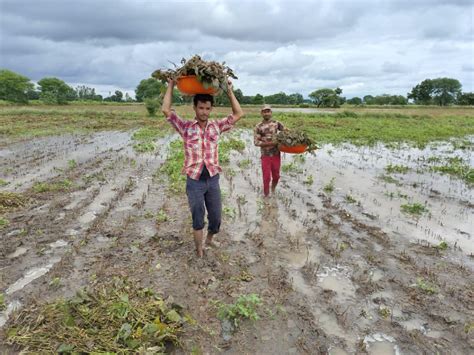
[0,0,472,97]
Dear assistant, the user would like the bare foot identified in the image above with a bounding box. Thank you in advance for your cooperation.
[194,234,204,258]
[205,234,220,248]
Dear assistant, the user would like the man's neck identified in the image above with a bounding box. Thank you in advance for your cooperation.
[197,120,208,129]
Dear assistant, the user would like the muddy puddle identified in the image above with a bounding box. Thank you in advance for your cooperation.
[1,129,473,354]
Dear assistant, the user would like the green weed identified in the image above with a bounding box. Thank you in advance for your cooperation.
[385,164,410,174]
[416,278,437,294]
[323,178,336,193]
[401,202,428,216]
[215,294,262,327]
[345,194,357,203]
[67,159,77,169]
[5,278,186,352]
[0,179,8,186]
[156,209,169,223]
[33,179,73,193]
[0,217,10,228]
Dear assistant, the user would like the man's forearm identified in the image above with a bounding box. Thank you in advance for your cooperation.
[227,88,244,121]
[162,81,174,117]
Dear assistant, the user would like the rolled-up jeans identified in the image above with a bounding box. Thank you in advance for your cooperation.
[186,174,221,233]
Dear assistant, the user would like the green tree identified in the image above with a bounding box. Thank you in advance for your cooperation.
[38,77,76,104]
[0,69,34,103]
[135,78,165,102]
[431,78,462,106]
[75,85,102,101]
[252,94,264,105]
[457,92,474,105]
[363,95,375,105]
[309,88,344,108]
[288,93,304,105]
[347,97,362,105]
[408,79,433,104]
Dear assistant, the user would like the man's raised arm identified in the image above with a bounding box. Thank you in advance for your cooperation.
[226,80,244,123]
[162,79,174,118]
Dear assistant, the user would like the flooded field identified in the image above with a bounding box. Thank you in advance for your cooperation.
[0,128,473,354]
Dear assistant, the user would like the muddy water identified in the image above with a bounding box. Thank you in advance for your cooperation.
[1,129,473,354]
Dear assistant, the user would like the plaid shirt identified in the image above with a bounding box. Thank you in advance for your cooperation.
[167,111,236,180]
[254,120,285,157]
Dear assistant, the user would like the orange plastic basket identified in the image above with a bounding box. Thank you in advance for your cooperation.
[176,75,218,95]
[278,144,308,154]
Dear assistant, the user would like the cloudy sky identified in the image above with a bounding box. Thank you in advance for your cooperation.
[0,0,472,99]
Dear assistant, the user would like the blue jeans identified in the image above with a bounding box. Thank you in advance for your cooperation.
[186,174,222,233]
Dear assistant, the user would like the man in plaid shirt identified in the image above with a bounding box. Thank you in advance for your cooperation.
[162,79,244,257]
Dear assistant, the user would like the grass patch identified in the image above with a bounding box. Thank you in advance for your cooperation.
[0,179,8,186]
[33,179,73,193]
[156,209,169,223]
[131,127,165,153]
[401,202,428,216]
[416,278,437,294]
[5,278,187,353]
[2,105,473,147]
[323,177,336,193]
[158,139,186,193]
[133,142,155,153]
[0,217,8,229]
[429,156,473,184]
[385,164,410,174]
[214,294,262,327]
[378,174,401,185]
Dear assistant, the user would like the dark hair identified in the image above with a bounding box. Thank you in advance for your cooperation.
[193,94,214,107]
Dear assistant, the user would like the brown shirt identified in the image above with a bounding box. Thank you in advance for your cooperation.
[254,119,285,157]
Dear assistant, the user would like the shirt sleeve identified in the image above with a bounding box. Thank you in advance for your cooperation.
[254,125,263,146]
[216,114,236,134]
[278,121,285,131]
[166,111,186,136]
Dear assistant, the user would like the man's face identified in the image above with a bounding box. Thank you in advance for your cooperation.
[194,100,213,122]
[261,108,272,120]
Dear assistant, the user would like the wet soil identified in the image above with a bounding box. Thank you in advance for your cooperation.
[0,130,473,354]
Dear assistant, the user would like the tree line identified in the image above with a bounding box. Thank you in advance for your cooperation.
[0,69,472,106]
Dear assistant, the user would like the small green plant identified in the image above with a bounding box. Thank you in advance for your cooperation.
[133,142,155,153]
[416,278,437,294]
[378,307,391,319]
[0,293,5,311]
[238,158,251,169]
[435,241,448,251]
[345,194,357,203]
[215,294,262,327]
[385,164,410,174]
[281,162,302,173]
[304,175,314,185]
[378,174,401,185]
[464,322,474,334]
[223,206,236,219]
[33,179,73,193]
[144,210,155,219]
[144,97,162,116]
[68,159,77,169]
[49,277,62,289]
[0,217,9,228]
[0,179,8,187]
[156,209,169,223]
[323,178,335,193]
[401,202,428,216]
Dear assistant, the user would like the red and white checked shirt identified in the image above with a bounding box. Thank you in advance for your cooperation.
[167,111,236,180]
